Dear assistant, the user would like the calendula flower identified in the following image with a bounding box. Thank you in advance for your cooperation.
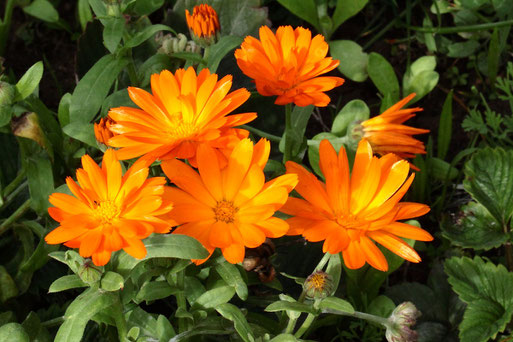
[162,138,298,264]
[360,93,429,160]
[45,149,174,266]
[94,117,116,145]
[280,139,433,271]
[385,302,421,342]
[185,4,220,45]
[108,67,256,166]
[303,271,333,300]
[234,25,344,107]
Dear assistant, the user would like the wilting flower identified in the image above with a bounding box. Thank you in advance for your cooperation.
[162,138,298,264]
[303,271,333,300]
[12,112,46,148]
[45,149,174,266]
[385,302,421,342]
[280,139,433,271]
[235,25,344,107]
[94,117,117,145]
[360,93,429,160]
[108,67,256,166]
[185,4,220,45]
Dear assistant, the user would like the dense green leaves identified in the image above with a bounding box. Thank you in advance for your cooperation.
[215,261,248,300]
[463,147,513,225]
[445,256,513,342]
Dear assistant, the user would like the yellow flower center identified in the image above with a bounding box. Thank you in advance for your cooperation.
[167,118,198,141]
[213,200,238,223]
[93,200,120,224]
[308,272,327,290]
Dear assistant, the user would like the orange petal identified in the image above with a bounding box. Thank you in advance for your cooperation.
[222,243,245,264]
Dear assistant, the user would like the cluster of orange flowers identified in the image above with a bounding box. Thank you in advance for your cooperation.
[48,4,432,271]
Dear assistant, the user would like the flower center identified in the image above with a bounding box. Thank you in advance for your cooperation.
[167,117,198,141]
[93,200,120,224]
[213,200,238,223]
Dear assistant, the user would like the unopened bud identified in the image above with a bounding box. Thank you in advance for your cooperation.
[303,271,333,300]
[78,259,103,284]
[185,4,220,47]
[94,117,116,145]
[385,302,421,342]
[12,112,46,147]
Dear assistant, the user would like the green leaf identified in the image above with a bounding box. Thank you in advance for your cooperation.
[156,315,176,340]
[460,0,488,10]
[135,281,177,302]
[62,122,96,147]
[437,90,453,160]
[126,307,158,339]
[277,0,319,32]
[15,61,43,102]
[207,35,244,73]
[463,147,513,225]
[48,275,87,293]
[193,285,236,309]
[57,93,72,128]
[215,261,248,300]
[487,28,499,86]
[325,253,342,295]
[103,17,124,53]
[100,271,124,292]
[0,266,18,302]
[133,0,165,15]
[319,296,354,314]
[445,256,513,342]
[22,0,59,23]
[265,301,317,315]
[216,303,255,342]
[137,54,174,88]
[367,295,395,318]
[367,52,399,101]
[55,289,117,342]
[69,55,128,123]
[0,323,29,342]
[26,154,54,214]
[447,40,480,58]
[0,105,12,127]
[402,56,439,103]
[124,24,175,49]
[329,40,368,82]
[22,312,51,342]
[442,201,507,250]
[332,0,369,33]
[279,105,314,160]
[269,334,298,342]
[426,157,458,181]
[78,0,93,31]
[331,99,369,136]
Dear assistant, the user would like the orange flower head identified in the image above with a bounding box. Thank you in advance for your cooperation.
[45,149,174,266]
[235,25,344,107]
[280,139,433,271]
[108,67,256,167]
[94,117,117,145]
[361,93,429,160]
[185,4,220,45]
[161,138,298,264]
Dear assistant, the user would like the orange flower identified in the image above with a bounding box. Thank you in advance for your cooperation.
[361,93,429,160]
[108,67,256,166]
[234,25,344,107]
[185,4,219,44]
[94,117,116,145]
[280,139,433,271]
[45,149,174,266]
[161,138,298,264]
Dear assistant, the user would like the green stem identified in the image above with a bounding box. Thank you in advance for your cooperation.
[0,199,31,236]
[294,313,316,338]
[323,308,390,327]
[176,269,189,333]
[126,52,139,86]
[284,315,298,334]
[404,19,513,34]
[0,0,16,56]
[241,125,281,143]
[283,104,293,163]
[2,170,26,198]
[41,316,64,328]
[2,181,28,210]
[315,253,331,272]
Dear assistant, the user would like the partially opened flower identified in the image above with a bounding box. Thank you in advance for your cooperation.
[45,149,174,266]
[185,4,220,45]
[280,139,433,271]
[235,25,344,107]
[94,117,116,145]
[162,138,298,264]
[108,67,256,166]
[360,93,429,160]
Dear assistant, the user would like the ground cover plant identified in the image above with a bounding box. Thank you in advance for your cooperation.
[0,0,512,341]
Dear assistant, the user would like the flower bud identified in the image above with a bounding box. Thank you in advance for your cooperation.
[78,259,103,284]
[385,302,421,342]
[11,112,46,147]
[185,4,220,47]
[94,117,116,145]
[0,81,15,105]
[303,270,333,300]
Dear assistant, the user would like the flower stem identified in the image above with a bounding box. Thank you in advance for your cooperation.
[2,170,26,199]
[241,125,281,143]
[41,316,64,328]
[0,199,31,237]
[315,253,331,272]
[0,0,15,55]
[294,313,316,338]
[323,308,390,328]
[176,269,189,333]
[404,19,513,34]
[283,103,293,163]
[126,51,139,86]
